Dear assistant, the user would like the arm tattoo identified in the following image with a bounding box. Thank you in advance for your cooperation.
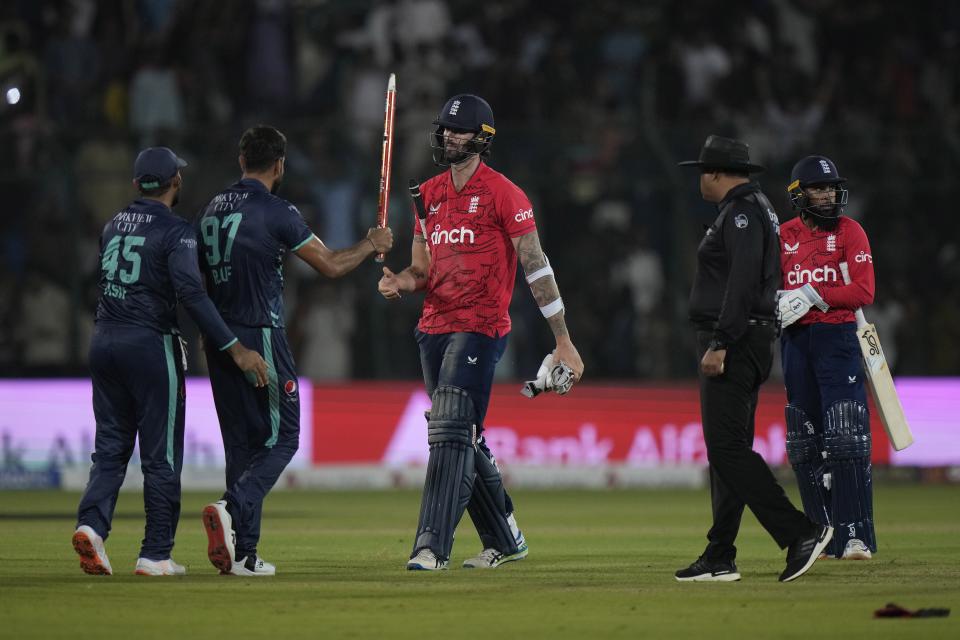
[517,232,569,338]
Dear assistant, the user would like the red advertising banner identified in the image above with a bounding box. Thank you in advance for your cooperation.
[312,383,892,466]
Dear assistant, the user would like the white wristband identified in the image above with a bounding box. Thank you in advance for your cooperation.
[539,297,564,318]
[525,255,553,284]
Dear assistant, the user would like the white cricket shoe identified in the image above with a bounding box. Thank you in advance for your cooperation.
[230,555,276,576]
[135,557,187,576]
[72,525,112,576]
[202,500,236,574]
[406,549,449,571]
[462,542,529,569]
[841,539,872,560]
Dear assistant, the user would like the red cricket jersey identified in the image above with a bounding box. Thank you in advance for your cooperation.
[779,215,875,325]
[413,162,537,337]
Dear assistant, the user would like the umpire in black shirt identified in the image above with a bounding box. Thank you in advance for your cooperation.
[677,135,833,583]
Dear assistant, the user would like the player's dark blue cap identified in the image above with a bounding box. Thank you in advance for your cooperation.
[134,147,187,188]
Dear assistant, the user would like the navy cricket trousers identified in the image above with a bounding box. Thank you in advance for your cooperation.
[415,330,513,514]
[781,321,867,425]
[77,324,185,560]
[205,325,299,559]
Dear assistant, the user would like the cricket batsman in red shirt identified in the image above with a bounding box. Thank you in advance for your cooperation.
[777,155,877,559]
[378,94,584,570]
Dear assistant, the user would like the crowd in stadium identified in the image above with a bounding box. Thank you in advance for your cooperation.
[1,0,958,379]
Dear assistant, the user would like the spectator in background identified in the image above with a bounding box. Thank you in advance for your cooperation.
[129,46,185,144]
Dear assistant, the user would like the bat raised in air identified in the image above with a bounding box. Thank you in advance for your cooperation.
[375,73,397,263]
[840,262,914,450]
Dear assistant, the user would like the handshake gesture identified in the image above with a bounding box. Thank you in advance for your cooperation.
[777,284,829,328]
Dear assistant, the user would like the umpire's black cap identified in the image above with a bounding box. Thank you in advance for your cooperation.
[678,135,765,173]
[134,147,187,189]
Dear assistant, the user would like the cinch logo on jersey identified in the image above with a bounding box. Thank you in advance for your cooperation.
[855,251,873,263]
[787,264,838,285]
[515,208,534,223]
[431,224,475,245]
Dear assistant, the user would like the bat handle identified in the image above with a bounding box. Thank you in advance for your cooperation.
[839,261,868,328]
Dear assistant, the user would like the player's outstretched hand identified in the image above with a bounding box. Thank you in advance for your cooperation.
[227,342,269,387]
[554,339,584,386]
[378,266,402,300]
[368,227,394,253]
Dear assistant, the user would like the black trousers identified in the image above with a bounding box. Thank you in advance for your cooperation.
[696,326,813,561]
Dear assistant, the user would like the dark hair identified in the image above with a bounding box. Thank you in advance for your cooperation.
[239,125,286,172]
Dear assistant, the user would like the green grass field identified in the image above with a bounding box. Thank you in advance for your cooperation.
[1,486,957,639]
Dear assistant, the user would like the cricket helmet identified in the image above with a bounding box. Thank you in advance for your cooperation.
[430,94,495,166]
[788,155,848,231]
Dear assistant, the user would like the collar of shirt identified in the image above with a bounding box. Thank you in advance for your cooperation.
[237,177,270,193]
[132,198,173,215]
[445,160,489,194]
[718,181,760,209]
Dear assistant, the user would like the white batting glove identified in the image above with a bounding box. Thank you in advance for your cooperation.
[777,283,829,328]
[520,353,576,398]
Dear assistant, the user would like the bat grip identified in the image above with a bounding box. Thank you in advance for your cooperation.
[839,261,868,328]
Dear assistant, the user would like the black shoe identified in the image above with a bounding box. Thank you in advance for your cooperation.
[779,525,833,582]
[675,555,741,582]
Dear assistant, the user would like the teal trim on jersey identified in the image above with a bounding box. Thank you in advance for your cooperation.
[262,327,279,448]
[162,335,178,470]
[290,233,316,252]
[218,337,238,351]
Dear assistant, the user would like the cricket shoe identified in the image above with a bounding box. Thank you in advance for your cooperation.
[72,525,113,576]
[675,556,740,582]
[135,557,187,576]
[841,539,872,560]
[202,500,236,574]
[230,555,276,576]
[406,549,448,571]
[779,525,833,582]
[463,542,529,569]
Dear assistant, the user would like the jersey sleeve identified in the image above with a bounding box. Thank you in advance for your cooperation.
[270,201,315,251]
[822,220,875,309]
[497,182,537,238]
[166,223,237,350]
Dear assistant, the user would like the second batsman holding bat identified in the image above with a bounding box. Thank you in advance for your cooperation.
[777,155,877,559]
[378,94,584,570]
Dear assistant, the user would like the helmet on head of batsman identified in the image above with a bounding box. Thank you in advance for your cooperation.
[787,155,848,232]
[430,94,496,167]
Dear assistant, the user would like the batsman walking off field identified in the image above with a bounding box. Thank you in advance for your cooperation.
[198,126,393,576]
[777,155,877,559]
[378,94,584,570]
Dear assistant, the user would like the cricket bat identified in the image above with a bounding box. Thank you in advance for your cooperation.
[375,73,397,263]
[840,262,914,450]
